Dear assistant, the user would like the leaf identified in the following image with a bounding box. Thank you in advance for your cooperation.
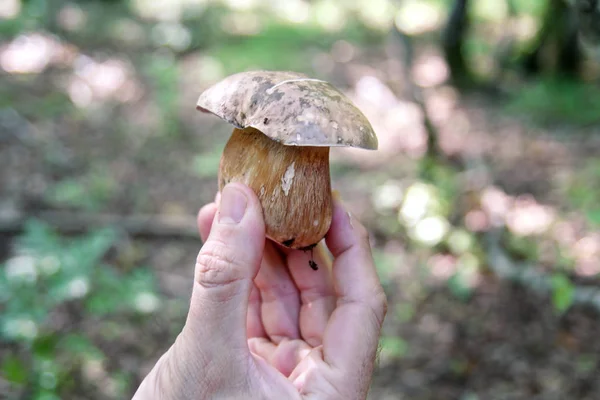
[59,334,103,360]
[586,209,600,226]
[551,273,575,313]
[379,336,409,359]
[1,354,28,385]
[448,273,474,302]
[32,335,58,358]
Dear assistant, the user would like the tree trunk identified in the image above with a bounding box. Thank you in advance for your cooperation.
[442,0,472,86]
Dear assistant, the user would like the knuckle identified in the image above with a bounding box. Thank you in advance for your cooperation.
[196,240,245,288]
[353,221,371,244]
[368,290,388,327]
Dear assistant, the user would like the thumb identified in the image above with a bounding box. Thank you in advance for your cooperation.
[185,182,265,347]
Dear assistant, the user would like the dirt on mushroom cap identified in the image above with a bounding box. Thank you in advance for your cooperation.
[197,70,378,150]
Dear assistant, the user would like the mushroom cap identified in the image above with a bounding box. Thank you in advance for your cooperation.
[197,70,378,149]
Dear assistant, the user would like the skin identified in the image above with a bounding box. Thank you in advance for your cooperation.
[133,183,387,400]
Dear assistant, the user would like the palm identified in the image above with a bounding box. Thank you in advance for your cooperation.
[194,197,386,398]
[246,241,335,379]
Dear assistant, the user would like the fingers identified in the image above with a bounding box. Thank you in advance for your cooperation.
[197,198,266,339]
[285,243,335,347]
[247,284,265,338]
[249,337,311,378]
[254,242,301,343]
[322,198,387,378]
[197,203,217,242]
[184,183,266,351]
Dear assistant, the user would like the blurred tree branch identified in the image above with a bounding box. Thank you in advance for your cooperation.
[442,0,472,87]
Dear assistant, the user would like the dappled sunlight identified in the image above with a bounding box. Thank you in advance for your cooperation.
[271,0,311,24]
[339,75,427,163]
[68,57,141,108]
[57,4,88,32]
[514,15,540,42]
[130,0,201,21]
[573,234,600,277]
[447,229,475,255]
[399,183,436,227]
[180,54,226,88]
[506,195,556,237]
[472,0,508,22]
[221,11,263,36]
[412,52,449,88]
[355,0,395,32]
[110,18,147,47]
[0,0,19,19]
[455,252,482,287]
[438,110,472,156]
[3,317,38,341]
[372,180,404,212]
[3,1,600,398]
[314,0,347,32]
[465,209,489,232]
[425,86,459,124]
[5,255,37,284]
[223,0,258,11]
[0,33,71,74]
[428,254,457,281]
[410,215,450,247]
[395,1,443,35]
[152,22,192,50]
[82,358,122,398]
[354,74,398,107]
[481,186,512,225]
[552,221,578,247]
[134,292,161,313]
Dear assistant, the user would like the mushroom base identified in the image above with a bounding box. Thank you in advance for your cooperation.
[219,127,332,249]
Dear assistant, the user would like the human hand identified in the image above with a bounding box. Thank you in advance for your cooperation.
[133,183,387,400]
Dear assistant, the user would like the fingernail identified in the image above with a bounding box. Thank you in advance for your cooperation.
[219,185,247,224]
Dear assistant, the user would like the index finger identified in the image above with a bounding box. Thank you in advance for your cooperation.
[321,198,387,375]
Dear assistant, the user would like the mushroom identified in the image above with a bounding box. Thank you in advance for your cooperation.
[196,71,377,256]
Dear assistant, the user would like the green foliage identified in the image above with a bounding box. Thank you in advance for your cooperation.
[566,159,600,227]
[379,336,409,359]
[507,79,600,126]
[206,21,381,75]
[192,150,222,178]
[144,53,182,137]
[550,273,575,314]
[46,167,118,211]
[0,220,161,398]
[0,0,49,36]
[504,233,539,262]
[510,0,549,16]
[372,249,400,287]
[447,253,480,302]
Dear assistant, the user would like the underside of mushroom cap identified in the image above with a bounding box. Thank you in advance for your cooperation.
[197,70,378,150]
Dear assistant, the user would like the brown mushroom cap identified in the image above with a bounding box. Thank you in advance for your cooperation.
[197,70,378,149]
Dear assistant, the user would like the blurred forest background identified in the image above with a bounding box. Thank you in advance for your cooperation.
[1,0,600,399]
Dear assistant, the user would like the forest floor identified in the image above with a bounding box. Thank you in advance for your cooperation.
[2,5,600,399]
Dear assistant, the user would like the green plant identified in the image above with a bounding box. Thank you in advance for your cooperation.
[144,54,182,137]
[46,167,118,211]
[550,273,575,314]
[0,220,161,399]
[507,79,600,126]
[566,159,600,227]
